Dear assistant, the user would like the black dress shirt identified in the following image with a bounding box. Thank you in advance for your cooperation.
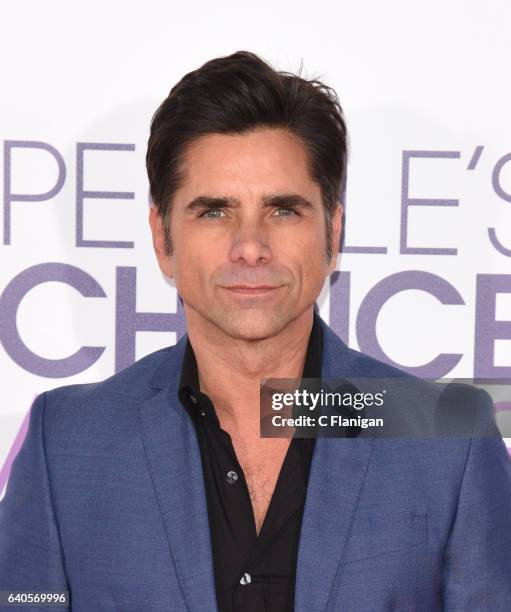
[178,312,322,611]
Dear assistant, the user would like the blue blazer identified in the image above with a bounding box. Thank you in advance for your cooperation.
[1,317,511,611]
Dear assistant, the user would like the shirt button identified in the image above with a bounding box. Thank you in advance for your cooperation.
[226,470,239,484]
[240,572,251,585]
[189,394,198,404]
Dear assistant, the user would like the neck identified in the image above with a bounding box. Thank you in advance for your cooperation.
[186,307,315,431]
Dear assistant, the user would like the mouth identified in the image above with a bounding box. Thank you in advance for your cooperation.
[221,285,283,296]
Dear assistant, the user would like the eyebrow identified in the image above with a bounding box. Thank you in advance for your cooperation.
[184,194,315,212]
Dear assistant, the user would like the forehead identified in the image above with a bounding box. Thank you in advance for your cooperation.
[177,128,318,196]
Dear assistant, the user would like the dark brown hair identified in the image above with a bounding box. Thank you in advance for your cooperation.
[146,50,348,261]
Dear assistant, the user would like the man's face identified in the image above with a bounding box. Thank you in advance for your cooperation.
[149,128,342,340]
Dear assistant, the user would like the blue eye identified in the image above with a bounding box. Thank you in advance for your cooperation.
[199,207,225,218]
[275,207,298,217]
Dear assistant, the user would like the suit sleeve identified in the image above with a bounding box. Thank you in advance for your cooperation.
[443,389,511,610]
[0,392,69,609]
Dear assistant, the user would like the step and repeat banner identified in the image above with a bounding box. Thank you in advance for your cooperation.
[1,1,511,497]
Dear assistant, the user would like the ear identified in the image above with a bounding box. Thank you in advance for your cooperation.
[327,203,343,275]
[148,205,174,278]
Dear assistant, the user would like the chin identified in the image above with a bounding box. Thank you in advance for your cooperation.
[213,309,288,341]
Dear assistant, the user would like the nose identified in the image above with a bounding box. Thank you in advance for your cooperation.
[228,223,272,266]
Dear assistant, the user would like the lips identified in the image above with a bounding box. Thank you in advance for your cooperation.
[222,285,282,295]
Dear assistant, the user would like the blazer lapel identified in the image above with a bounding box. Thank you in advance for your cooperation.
[139,335,218,612]
[294,320,375,612]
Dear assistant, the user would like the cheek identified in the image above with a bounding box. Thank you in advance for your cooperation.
[173,239,218,288]
[280,235,328,286]
[292,229,327,264]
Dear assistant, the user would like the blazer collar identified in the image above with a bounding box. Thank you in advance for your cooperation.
[141,332,218,611]
[294,318,375,611]
[140,317,374,612]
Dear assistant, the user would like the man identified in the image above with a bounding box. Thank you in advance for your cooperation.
[1,51,510,611]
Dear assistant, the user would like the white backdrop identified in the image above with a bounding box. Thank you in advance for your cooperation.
[1,0,511,498]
